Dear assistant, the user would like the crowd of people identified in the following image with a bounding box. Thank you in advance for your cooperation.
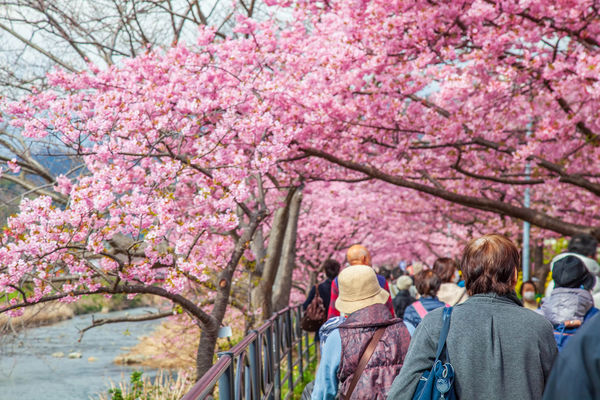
[302,234,600,399]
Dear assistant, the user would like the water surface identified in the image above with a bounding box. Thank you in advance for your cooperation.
[0,307,162,400]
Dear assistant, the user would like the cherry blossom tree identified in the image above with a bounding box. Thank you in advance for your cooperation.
[0,0,273,224]
[0,30,287,377]
[280,0,600,239]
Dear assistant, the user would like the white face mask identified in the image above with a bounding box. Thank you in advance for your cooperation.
[523,292,536,301]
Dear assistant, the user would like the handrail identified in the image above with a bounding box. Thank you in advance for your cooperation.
[182,304,316,400]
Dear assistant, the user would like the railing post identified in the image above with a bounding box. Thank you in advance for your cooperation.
[265,324,275,400]
[248,332,260,400]
[296,307,304,380]
[217,352,234,400]
[273,317,281,399]
[304,321,310,365]
[286,308,294,396]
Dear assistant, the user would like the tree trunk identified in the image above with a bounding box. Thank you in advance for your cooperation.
[533,242,543,275]
[196,326,219,379]
[195,210,264,381]
[251,225,266,277]
[251,188,296,321]
[533,243,550,294]
[272,189,302,311]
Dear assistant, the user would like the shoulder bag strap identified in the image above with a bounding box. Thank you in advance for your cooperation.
[434,307,453,361]
[342,326,386,400]
[412,300,428,318]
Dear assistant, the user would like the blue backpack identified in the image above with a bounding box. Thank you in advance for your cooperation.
[413,307,456,400]
[554,307,599,351]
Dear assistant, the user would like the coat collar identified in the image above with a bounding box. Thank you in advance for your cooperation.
[468,291,523,307]
[339,303,398,329]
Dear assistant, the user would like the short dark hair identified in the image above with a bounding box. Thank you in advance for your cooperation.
[568,234,598,258]
[460,234,519,296]
[520,280,537,296]
[323,259,341,279]
[432,257,458,283]
[379,268,391,280]
[390,267,404,280]
[414,270,441,297]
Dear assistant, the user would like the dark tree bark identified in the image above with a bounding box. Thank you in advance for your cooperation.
[533,243,550,294]
[251,188,296,321]
[272,189,303,311]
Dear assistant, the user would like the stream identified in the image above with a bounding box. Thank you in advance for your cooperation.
[0,307,163,400]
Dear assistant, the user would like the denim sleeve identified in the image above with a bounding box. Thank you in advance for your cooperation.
[311,329,341,400]
[403,320,416,336]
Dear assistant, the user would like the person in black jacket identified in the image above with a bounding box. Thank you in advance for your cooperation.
[543,313,600,399]
[392,275,415,319]
[303,259,340,341]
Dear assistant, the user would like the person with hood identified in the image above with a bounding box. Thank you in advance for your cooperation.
[545,234,600,307]
[387,234,557,400]
[392,275,415,319]
[402,270,446,328]
[311,265,411,400]
[539,254,598,350]
[432,257,468,306]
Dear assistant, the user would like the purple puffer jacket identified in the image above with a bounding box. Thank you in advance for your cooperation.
[337,303,411,399]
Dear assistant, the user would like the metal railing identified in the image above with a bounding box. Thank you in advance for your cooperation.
[182,305,316,400]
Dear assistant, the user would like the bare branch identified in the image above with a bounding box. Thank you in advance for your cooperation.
[78,310,173,341]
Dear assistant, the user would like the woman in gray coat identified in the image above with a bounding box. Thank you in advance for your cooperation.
[388,234,558,400]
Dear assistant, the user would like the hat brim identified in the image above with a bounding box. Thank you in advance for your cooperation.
[335,287,390,315]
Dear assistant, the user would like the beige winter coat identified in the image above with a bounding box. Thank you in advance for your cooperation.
[437,282,468,305]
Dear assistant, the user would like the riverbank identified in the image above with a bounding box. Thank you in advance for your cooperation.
[0,302,74,332]
[0,294,161,333]
[114,308,246,372]
[115,321,198,369]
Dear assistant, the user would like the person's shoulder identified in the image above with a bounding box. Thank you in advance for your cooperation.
[318,279,332,288]
[514,305,555,331]
[322,316,344,329]
[585,306,599,321]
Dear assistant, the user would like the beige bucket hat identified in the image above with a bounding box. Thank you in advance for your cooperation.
[396,275,413,291]
[335,265,390,314]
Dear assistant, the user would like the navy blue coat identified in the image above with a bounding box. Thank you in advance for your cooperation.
[543,313,600,399]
